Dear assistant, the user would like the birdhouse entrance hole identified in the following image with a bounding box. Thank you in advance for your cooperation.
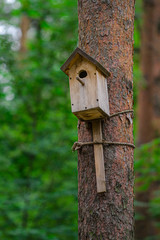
[79,70,87,78]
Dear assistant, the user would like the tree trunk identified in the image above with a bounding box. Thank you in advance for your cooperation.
[20,15,30,53]
[151,0,160,136]
[77,1,135,239]
[136,0,160,239]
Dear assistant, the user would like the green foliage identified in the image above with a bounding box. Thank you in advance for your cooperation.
[135,139,160,191]
[135,139,160,227]
[0,0,78,239]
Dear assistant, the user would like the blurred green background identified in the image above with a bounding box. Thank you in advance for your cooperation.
[0,0,159,239]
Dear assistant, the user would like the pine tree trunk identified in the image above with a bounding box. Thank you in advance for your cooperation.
[77,1,135,239]
[151,0,160,136]
[137,0,160,145]
[136,0,160,239]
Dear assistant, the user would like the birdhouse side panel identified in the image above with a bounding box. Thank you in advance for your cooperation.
[96,70,110,117]
[69,59,99,114]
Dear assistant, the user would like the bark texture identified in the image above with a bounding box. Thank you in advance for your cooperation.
[78,1,135,239]
[136,0,160,239]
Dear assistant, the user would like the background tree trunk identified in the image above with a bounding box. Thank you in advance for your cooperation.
[136,0,160,239]
[151,0,160,136]
[77,1,135,239]
[20,15,30,53]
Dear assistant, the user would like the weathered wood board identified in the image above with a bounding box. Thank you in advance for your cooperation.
[92,120,106,193]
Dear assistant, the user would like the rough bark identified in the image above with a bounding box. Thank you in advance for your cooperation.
[136,0,160,239]
[77,1,135,239]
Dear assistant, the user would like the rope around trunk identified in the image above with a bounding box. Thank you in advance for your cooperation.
[110,109,134,118]
[72,140,135,151]
[72,109,135,152]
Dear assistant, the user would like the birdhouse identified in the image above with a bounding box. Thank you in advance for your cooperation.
[61,47,110,121]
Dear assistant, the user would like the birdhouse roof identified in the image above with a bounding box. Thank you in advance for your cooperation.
[61,47,110,77]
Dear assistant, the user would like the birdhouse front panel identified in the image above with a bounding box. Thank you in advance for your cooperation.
[69,58,109,121]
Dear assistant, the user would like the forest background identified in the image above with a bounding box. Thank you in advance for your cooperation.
[0,0,160,239]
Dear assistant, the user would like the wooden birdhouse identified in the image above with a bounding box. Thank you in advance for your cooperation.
[61,47,110,121]
[61,48,111,193]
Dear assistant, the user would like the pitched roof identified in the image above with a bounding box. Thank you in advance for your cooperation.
[60,47,110,77]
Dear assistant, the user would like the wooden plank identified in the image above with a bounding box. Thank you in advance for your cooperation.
[73,107,108,121]
[92,120,106,193]
[96,69,110,117]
